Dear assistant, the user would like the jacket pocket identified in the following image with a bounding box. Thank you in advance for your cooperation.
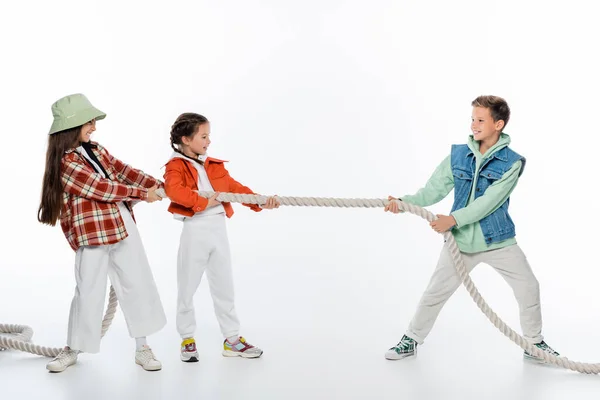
[452,167,472,205]
[452,167,472,181]
[479,168,503,181]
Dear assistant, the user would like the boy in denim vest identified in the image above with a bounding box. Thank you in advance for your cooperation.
[384,95,559,363]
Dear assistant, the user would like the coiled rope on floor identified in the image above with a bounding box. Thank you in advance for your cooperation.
[0,286,118,357]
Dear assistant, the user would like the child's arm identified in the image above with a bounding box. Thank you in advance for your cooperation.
[163,162,210,212]
[61,158,148,202]
[100,146,164,189]
[222,169,262,212]
[400,156,454,207]
[450,160,522,228]
[227,177,262,212]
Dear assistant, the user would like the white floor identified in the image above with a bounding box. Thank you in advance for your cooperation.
[2,324,599,400]
[2,208,600,399]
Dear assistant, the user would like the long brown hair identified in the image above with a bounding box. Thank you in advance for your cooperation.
[170,112,209,165]
[38,127,81,225]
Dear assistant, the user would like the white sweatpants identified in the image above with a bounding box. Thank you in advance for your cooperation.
[406,243,543,345]
[67,203,167,353]
[176,213,240,339]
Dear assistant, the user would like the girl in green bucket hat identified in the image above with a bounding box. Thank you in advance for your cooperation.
[38,93,167,373]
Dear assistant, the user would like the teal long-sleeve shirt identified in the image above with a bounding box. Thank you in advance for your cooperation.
[401,135,522,253]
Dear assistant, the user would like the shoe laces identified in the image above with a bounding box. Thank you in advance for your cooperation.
[393,336,414,351]
[536,341,558,355]
[52,349,77,365]
[183,343,197,352]
[137,346,157,362]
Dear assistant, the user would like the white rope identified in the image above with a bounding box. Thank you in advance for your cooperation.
[200,191,600,374]
[1,190,598,374]
[0,286,118,358]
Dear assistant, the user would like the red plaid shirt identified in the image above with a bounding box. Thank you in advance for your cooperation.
[60,142,163,251]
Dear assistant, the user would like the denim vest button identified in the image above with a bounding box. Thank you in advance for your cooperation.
[476,187,481,192]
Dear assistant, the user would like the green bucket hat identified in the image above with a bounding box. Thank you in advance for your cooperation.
[48,93,106,135]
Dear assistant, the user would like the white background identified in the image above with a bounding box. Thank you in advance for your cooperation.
[1,0,599,398]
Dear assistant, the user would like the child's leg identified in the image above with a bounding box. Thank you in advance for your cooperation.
[108,204,167,339]
[406,242,479,344]
[135,337,148,350]
[204,216,261,358]
[205,215,240,339]
[66,245,110,354]
[484,244,543,344]
[176,216,212,338]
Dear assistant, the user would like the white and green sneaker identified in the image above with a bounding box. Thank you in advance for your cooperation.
[385,335,417,360]
[523,341,559,363]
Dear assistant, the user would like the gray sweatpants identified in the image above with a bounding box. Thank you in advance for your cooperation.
[406,243,543,345]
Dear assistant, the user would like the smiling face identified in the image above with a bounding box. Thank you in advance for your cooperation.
[181,122,211,158]
[471,106,504,143]
[77,119,97,143]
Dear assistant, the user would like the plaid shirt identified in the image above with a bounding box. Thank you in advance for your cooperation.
[60,141,163,251]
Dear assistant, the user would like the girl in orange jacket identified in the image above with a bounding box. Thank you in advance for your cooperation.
[164,113,279,362]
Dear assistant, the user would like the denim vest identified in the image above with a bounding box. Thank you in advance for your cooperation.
[450,144,525,245]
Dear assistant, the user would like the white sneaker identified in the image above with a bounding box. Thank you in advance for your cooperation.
[135,345,162,371]
[46,347,79,372]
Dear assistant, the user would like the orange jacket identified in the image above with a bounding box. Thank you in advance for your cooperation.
[163,156,262,217]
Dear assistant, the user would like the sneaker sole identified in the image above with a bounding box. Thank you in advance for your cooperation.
[222,350,263,359]
[523,353,560,366]
[385,345,417,360]
[523,354,545,364]
[46,362,75,373]
[135,359,162,371]
[385,351,416,360]
[181,353,199,363]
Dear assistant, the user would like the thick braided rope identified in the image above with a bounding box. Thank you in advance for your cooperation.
[202,191,600,374]
[0,286,119,358]
[1,192,598,374]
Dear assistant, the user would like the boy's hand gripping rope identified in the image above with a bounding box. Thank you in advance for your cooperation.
[1,191,599,375]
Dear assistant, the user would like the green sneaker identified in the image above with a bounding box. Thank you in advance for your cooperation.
[524,341,559,363]
[385,335,417,360]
